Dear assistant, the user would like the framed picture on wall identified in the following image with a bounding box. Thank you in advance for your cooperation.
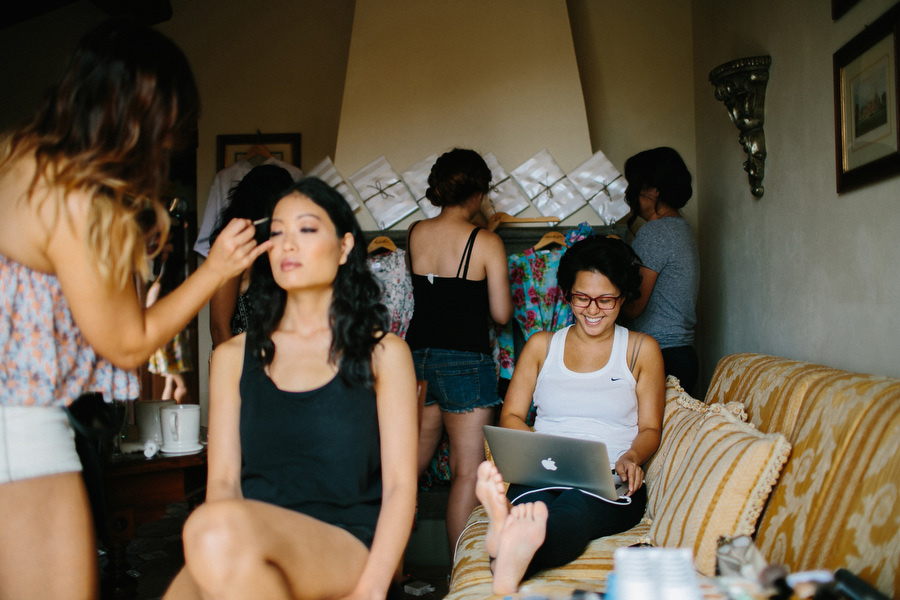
[834,4,900,193]
[216,132,302,171]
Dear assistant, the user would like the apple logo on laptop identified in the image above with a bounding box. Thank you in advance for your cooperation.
[541,457,557,471]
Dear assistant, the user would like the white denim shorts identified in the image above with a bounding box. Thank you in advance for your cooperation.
[0,406,82,484]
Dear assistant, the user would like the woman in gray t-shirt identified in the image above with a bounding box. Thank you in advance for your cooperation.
[621,147,700,395]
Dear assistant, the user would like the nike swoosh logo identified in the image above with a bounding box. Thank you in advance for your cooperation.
[611,377,622,381]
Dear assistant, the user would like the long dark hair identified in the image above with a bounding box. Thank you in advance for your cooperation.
[0,17,199,289]
[248,177,389,389]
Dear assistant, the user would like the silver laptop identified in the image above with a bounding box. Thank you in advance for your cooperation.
[483,425,629,502]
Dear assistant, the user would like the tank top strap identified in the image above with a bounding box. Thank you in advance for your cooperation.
[611,324,629,363]
[455,226,480,279]
[405,220,423,271]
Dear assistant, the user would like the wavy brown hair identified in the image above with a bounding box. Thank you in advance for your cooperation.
[0,18,199,289]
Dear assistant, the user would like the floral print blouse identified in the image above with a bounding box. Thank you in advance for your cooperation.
[368,248,414,339]
[1,254,140,407]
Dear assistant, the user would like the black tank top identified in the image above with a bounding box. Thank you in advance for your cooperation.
[239,338,382,547]
[404,223,492,355]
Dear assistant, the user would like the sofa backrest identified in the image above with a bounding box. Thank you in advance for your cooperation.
[706,353,900,598]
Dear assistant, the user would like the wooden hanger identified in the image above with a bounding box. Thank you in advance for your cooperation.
[367,235,397,255]
[532,230,567,250]
[244,130,272,165]
[487,212,560,232]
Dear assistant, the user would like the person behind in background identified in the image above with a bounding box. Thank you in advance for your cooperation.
[0,18,268,600]
[476,235,664,594]
[145,236,194,403]
[620,147,700,395]
[164,178,418,600]
[208,164,293,348]
[404,148,512,554]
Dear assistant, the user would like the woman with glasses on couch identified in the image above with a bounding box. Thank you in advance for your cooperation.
[475,235,665,595]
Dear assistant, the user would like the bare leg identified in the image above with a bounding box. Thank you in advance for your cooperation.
[443,407,494,554]
[0,472,98,600]
[167,498,369,600]
[416,403,443,477]
[161,375,175,400]
[491,502,548,595]
[474,461,509,558]
[171,373,189,404]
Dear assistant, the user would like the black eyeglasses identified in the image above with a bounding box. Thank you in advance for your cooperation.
[567,292,622,311]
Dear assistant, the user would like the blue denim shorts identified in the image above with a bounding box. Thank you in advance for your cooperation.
[412,349,502,414]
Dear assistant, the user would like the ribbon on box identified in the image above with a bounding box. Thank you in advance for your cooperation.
[484,152,529,217]
[568,150,629,224]
[349,156,419,230]
[363,179,402,202]
[511,149,587,220]
[534,174,566,201]
[589,173,623,202]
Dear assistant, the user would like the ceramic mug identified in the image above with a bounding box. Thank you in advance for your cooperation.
[135,400,176,444]
[160,404,201,452]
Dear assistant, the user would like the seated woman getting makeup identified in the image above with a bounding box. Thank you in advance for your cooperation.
[164,178,418,600]
[475,235,665,595]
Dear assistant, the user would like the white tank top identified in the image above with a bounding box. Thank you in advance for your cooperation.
[533,324,638,467]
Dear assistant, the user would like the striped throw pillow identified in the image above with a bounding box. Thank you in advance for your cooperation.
[648,410,791,575]
[644,380,746,520]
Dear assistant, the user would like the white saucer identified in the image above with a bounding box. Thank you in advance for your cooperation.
[160,443,204,455]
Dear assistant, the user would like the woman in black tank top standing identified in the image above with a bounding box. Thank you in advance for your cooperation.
[405,149,513,555]
[165,178,418,600]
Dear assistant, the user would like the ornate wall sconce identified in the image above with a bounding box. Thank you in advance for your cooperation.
[709,56,772,198]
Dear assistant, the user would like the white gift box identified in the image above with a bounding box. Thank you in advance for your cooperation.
[511,149,586,220]
[349,156,419,230]
[307,156,359,211]
[483,152,530,217]
[401,154,441,219]
[568,150,630,224]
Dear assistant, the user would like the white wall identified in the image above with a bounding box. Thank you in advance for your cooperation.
[335,0,593,231]
[567,0,697,216]
[693,0,900,383]
[156,0,356,418]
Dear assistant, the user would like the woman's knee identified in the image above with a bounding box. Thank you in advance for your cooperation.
[182,500,257,574]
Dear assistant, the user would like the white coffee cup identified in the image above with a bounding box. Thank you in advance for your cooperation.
[160,404,201,452]
[135,400,176,444]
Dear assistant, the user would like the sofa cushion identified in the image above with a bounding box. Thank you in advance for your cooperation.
[704,353,832,440]
[752,369,900,596]
[644,378,746,520]
[649,409,791,576]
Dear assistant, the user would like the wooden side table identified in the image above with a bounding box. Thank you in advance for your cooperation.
[101,449,207,599]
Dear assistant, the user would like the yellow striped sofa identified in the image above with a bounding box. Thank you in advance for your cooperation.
[445,353,900,599]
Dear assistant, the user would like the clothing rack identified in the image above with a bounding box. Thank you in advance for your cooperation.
[362,224,629,255]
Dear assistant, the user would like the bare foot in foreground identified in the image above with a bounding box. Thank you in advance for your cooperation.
[476,461,509,558]
[491,501,548,595]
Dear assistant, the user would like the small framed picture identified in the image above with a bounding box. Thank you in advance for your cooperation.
[834,4,900,193]
[216,133,302,171]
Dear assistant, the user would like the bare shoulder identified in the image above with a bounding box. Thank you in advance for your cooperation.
[519,330,553,368]
[372,332,411,367]
[475,227,505,251]
[212,332,247,370]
